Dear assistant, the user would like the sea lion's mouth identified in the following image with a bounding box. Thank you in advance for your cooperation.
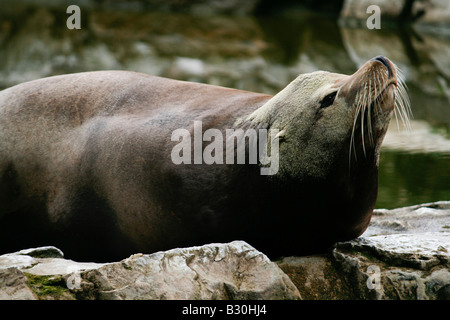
[371,81,396,111]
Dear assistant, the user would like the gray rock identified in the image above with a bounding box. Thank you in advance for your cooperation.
[0,241,300,300]
[332,232,450,300]
[276,255,356,300]
[277,231,450,300]
[278,201,450,300]
[0,268,36,300]
[0,246,106,277]
[16,246,64,259]
[79,241,301,300]
[366,201,450,236]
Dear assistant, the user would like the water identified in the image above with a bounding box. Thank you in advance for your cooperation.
[0,2,448,209]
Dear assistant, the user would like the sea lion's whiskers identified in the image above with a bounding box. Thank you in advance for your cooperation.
[375,73,384,127]
[391,66,411,130]
[367,78,374,147]
[393,100,401,131]
[349,66,394,168]
[361,82,367,157]
[349,93,363,164]
[395,70,412,131]
[395,89,409,130]
[349,75,371,166]
[375,73,383,113]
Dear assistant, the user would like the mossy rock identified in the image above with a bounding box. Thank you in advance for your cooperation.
[25,273,76,300]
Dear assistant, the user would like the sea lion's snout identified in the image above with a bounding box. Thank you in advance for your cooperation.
[330,55,411,162]
[341,56,398,115]
[371,55,394,79]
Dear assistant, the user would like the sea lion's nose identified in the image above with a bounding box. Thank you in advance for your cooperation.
[371,56,394,79]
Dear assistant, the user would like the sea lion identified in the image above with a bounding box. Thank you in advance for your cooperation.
[0,56,410,262]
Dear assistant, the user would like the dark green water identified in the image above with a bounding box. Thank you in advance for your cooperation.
[0,2,448,209]
[378,151,449,209]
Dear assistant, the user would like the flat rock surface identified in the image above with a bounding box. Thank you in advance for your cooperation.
[365,201,450,236]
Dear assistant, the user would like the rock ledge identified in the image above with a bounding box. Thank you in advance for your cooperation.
[0,241,300,300]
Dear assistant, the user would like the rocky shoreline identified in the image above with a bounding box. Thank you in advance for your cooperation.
[1,201,448,300]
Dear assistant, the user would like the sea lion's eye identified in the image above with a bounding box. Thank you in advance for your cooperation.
[320,91,337,108]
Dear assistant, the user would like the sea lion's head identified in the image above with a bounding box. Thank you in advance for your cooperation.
[252,56,410,180]
[246,56,411,247]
